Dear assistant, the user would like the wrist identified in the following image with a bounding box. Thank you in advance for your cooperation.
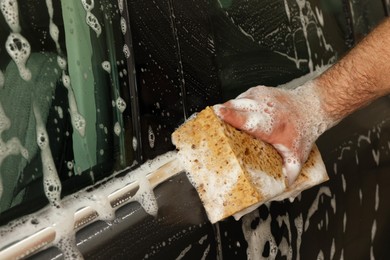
[292,81,336,141]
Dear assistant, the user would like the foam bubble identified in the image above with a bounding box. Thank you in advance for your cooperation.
[71,112,86,137]
[67,161,74,170]
[86,12,102,37]
[33,103,62,208]
[57,106,64,119]
[242,209,275,260]
[0,0,21,33]
[62,74,71,88]
[5,33,32,81]
[375,184,379,211]
[120,17,127,34]
[101,61,111,73]
[114,122,121,136]
[37,131,49,149]
[115,97,126,113]
[132,136,137,151]
[57,56,67,70]
[0,143,176,258]
[224,98,275,135]
[123,44,130,58]
[81,0,94,11]
[132,175,158,216]
[49,22,59,43]
[148,125,155,148]
[118,0,124,13]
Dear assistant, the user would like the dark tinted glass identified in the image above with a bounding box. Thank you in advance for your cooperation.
[0,0,136,224]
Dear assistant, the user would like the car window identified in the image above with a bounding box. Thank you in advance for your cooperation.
[0,0,137,224]
[1,0,390,259]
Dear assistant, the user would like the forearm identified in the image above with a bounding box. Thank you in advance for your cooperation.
[314,18,390,123]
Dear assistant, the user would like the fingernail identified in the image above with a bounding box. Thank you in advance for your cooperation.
[213,105,226,117]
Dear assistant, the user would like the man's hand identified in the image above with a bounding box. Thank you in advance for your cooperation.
[214,83,333,185]
[213,17,390,185]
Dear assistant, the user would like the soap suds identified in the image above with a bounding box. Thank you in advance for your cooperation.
[46,0,61,53]
[375,184,379,211]
[0,0,21,32]
[80,0,102,37]
[175,244,192,260]
[116,97,127,113]
[101,61,111,73]
[1,0,32,81]
[33,103,62,208]
[5,33,32,81]
[0,152,176,258]
[114,122,121,136]
[148,125,155,149]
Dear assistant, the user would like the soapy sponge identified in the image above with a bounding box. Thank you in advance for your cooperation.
[172,107,328,223]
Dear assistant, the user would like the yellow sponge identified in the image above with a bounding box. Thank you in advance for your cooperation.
[172,107,328,223]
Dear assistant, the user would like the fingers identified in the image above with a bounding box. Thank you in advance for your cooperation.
[213,104,248,130]
[216,103,303,185]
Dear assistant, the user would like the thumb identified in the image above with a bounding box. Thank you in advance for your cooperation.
[274,144,302,186]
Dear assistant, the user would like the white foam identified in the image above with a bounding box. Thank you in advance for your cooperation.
[118,0,124,13]
[114,122,121,136]
[120,17,127,35]
[248,167,285,199]
[33,103,62,208]
[101,61,111,73]
[132,136,138,151]
[372,149,380,166]
[80,0,101,37]
[0,152,176,258]
[57,106,64,119]
[85,12,102,37]
[343,212,347,232]
[67,161,74,170]
[175,244,192,260]
[375,184,379,211]
[5,33,31,81]
[116,97,127,113]
[132,174,158,216]
[57,56,67,70]
[242,207,279,260]
[0,0,21,32]
[231,165,287,220]
[341,174,346,192]
[274,143,301,185]
[330,238,335,259]
[123,44,130,58]
[176,138,241,223]
[148,125,155,149]
[304,187,331,231]
[330,195,336,214]
[49,22,60,47]
[70,112,86,137]
[62,74,71,88]
[81,0,94,11]
[294,214,303,259]
[371,220,377,241]
[317,250,324,260]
